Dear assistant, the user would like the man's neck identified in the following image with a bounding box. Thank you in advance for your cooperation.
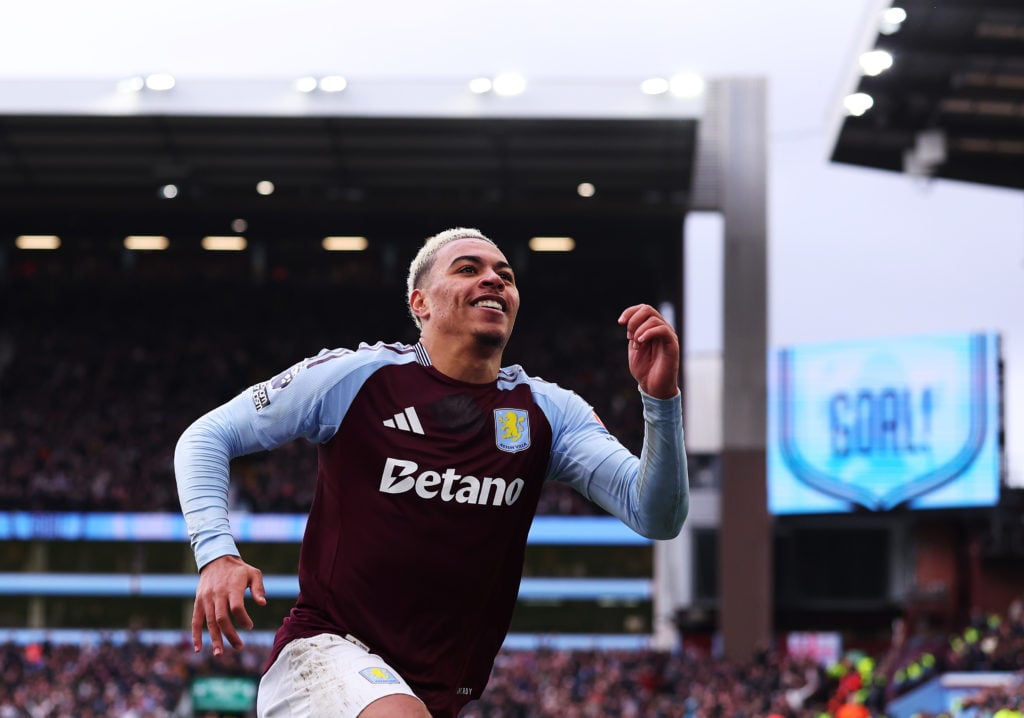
[420,334,503,384]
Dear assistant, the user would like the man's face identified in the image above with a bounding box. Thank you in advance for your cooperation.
[412,238,520,350]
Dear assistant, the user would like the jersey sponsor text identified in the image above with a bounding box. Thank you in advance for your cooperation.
[380,457,525,506]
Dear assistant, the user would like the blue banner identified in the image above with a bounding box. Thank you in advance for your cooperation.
[0,513,649,544]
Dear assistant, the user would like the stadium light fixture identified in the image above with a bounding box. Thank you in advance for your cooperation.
[669,72,705,98]
[492,73,526,96]
[293,76,318,93]
[468,77,493,94]
[843,92,875,116]
[117,76,145,94]
[529,236,576,252]
[144,73,176,91]
[15,235,61,250]
[577,182,596,198]
[859,49,894,77]
[124,235,169,251]
[322,236,369,251]
[256,180,275,196]
[318,75,348,93]
[880,7,907,34]
[295,75,348,93]
[640,78,670,96]
[202,236,247,251]
[884,7,907,23]
[159,183,178,199]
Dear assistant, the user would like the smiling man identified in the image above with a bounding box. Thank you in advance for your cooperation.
[174,227,690,718]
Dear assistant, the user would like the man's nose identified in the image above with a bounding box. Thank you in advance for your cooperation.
[480,270,505,288]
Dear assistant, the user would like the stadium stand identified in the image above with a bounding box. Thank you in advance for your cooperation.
[0,638,828,717]
[0,278,642,516]
[0,594,1023,716]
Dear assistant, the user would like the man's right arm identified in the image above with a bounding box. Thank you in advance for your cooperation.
[174,345,384,653]
[175,393,271,654]
[174,392,265,569]
[176,347,351,566]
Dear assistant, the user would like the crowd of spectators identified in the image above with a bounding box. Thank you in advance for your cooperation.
[0,279,654,516]
[0,637,831,718]
[0,637,260,718]
[4,610,1024,718]
[957,682,1024,718]
[463,645,830,718]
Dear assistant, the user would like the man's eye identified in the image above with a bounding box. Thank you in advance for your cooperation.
[500,273,515,283]
[458,265,476,273]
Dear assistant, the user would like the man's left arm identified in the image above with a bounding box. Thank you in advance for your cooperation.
[546,305,689,539]
[550,388,688,540]
[616,303,689,537]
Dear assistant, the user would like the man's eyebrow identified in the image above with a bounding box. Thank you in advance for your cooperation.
[448,255,515,273]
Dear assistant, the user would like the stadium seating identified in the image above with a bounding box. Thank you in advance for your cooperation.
[0,281,636,516]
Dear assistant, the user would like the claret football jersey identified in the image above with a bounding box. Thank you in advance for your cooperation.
[248,342,635,716]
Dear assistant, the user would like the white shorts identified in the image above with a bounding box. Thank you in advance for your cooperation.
[256,633,423,717]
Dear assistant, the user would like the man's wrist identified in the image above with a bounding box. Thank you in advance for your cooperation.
[638,384,680,401]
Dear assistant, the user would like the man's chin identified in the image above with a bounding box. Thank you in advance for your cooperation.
[472,330,507,350]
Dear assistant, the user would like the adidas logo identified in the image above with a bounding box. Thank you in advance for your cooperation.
[383,406,424,435]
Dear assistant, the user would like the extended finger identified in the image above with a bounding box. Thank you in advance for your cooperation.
[191,600,205,653]
[216,602,244,651]
[206,599,227,656]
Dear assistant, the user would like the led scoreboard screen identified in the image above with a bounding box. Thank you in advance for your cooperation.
[767,332,1002,515]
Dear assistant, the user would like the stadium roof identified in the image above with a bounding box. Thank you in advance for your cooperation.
[830,0,1024,190]
[0,114,697,239]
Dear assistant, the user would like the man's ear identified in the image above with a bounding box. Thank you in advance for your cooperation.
[409,287,430,323]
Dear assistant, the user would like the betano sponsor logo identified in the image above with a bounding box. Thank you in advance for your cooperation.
[380,457,525,506]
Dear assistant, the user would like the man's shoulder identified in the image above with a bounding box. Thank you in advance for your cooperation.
[268,341,421,399]
[498,364,579,405]
[304,341,421,372]
[497,363,555,388]
[250,341,418,411]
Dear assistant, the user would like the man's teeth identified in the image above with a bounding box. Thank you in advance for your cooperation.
[474,300,503,310]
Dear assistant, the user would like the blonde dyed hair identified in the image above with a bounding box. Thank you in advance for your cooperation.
[406,227,497,329]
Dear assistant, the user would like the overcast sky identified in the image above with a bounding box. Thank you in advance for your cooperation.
[3,0,1022,484]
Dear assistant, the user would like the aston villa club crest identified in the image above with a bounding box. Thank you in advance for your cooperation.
[494,408,530,453]
[359,667,399,684]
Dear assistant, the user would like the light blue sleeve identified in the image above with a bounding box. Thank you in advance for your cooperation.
[174,346,389,569]
[174,393,266,570]
[539,385,689,540]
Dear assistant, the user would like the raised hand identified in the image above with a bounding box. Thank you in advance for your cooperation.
[617,304,680,400]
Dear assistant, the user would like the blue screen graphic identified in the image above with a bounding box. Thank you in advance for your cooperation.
[767,332,1002,515]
